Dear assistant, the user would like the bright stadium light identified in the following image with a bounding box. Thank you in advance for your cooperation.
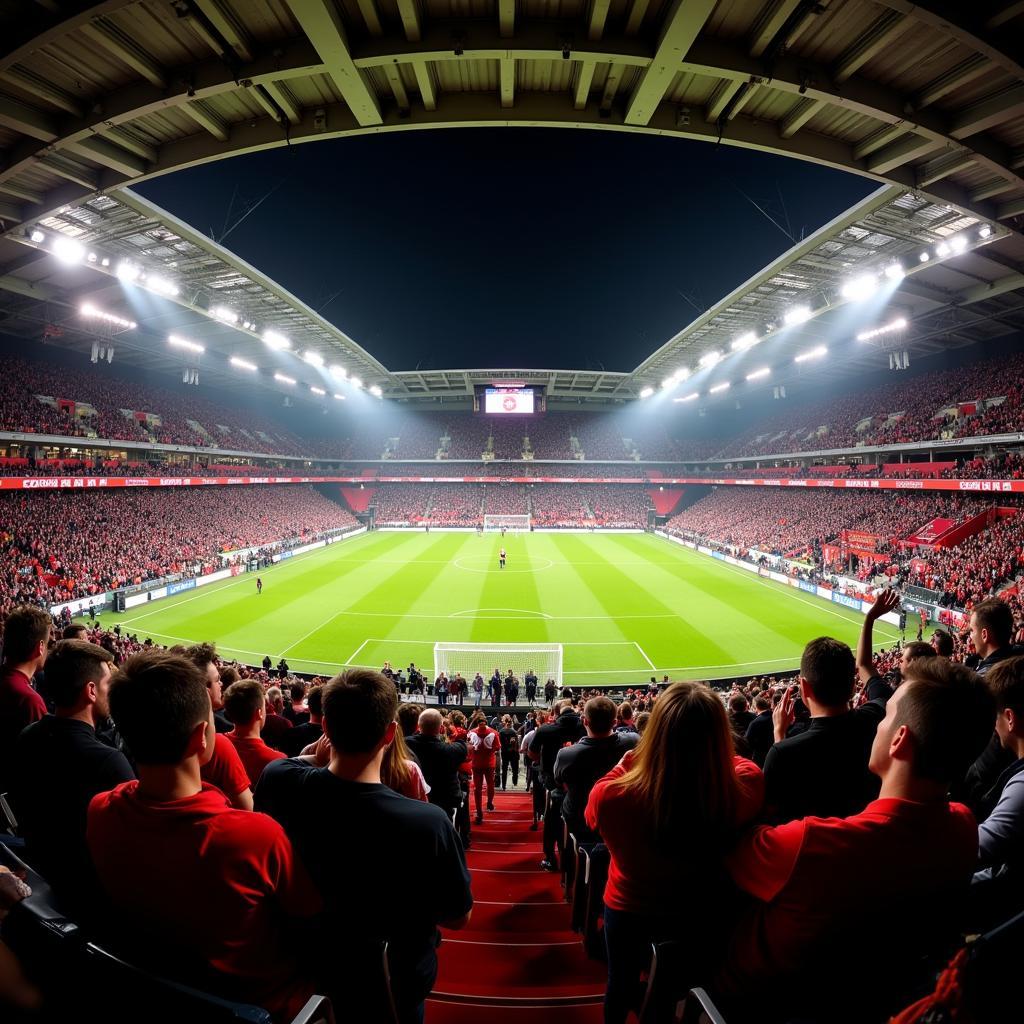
[80,303,136,330]
[87,252,97,263]
[116,260,142,283]
[146,273,179,297]
[795,345,827,363]
[53,236,85,265]
[262,329,290,350]
[329,364,347,380]
[783,305,811,326]
[302,350,324,368]
[857,317,907,342]
[310,386,326,396]
[230,357,257,371]
[370,384,383,398]
[840,273,878,302]
[918,251,930,263]
[936,241,951,257]
[950,234,968,253]
[979,224,992,239]
[746,367,770,381]
[699,350,721,368]
[168,334,204,353]
[731,331,757,352]
[673,367,690,381]
[274,372,296,385]
[639,386,654,399]
[673,391,700,403]
[29,229,45,244]
[709,381,730,394]
[661,377,674,390]
[333,393,346,401]
[884,262,905,281]
[350,376,363,389]
[211,306,239,324]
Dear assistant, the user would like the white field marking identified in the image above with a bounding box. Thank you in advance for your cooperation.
[277,608,346,658]
[664,543,903,642]
[453,556,554,574]
[115,533,369,627]
[344,638,371,665]
[633,641,657,670]
[448,608,553,619]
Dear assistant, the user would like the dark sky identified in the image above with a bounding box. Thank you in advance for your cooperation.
[136,129,875,373]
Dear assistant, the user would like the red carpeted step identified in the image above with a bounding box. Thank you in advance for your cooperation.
[455,900,571,934]
[467,868,564,903]
[426,999,603,1023]
[427,1001,603,1022]
[433,938,606,999]
[466,850,545,872]
[468,828,540,843]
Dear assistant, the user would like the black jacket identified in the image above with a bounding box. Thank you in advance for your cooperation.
[533,711,585,789]
[553,732,638,837]
[404,733,467,812]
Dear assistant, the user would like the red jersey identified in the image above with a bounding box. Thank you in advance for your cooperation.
[226,733,285,788]
[586,752,764,916]
[87,782,320,1019]
[468,726,500,770]
[201,732,251,799]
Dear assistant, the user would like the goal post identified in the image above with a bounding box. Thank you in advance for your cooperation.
[433,642,563,688]
[483,514,531,532]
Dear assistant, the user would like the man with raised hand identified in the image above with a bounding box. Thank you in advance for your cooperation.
[856,589,932,693]
[255,668,471,1024]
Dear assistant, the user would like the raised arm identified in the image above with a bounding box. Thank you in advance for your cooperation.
[857,589,901,685]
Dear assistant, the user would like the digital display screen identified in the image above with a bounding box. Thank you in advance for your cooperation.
[484,387,534,414]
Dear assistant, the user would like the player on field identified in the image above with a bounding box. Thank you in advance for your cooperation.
[256,577,263,595]
[499,548,506,570]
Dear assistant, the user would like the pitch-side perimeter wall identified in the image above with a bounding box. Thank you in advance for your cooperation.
[656,531,905,630]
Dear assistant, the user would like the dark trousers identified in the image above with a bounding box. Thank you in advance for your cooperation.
[531,773,545,820]
[501,751,520,788]
[542,788,564,862]
[602,906,677,1024]
[454,778,471,846]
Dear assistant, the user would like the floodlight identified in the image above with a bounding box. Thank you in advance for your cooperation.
[673,391,699,403]
[979,224,992,239]
[936,241,950,257]
[146,273,179,297]
[350,376,363,389]
[795,345,827,363]
[310,386,326,395]
[53,236,85,265]
[709,382,730,394]
[116,260,142,282]
[950,235,968,253]
[274,373,296,385]
[333,393,346,401]
[783,305,811,326]
[883,262,904,281]
[840,273,878,301]
[168,334,204,353]
[101,257,110,267]
[370,385,383,398]
[746,367,770,380]
[29,229,45,243]
[230,357,257,371]
[673,367,690,381]
[731,331,757,351]
[211,306,239,324]
[661,377,676,390]
[302,350,324,368]
[329,364,347,380]
[80,303,136,329]
[699,350,721,368]
[262,329,290,350]
[918,251,930,263]
[87,252,97,263]
[639,386,654,399]
[857,317,907,342]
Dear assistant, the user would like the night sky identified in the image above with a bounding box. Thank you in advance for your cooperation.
[136,129,876,373]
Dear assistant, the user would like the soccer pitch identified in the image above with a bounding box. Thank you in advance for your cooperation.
[105,531,902,685]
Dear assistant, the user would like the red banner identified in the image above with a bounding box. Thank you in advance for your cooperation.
[1,475,1024,492]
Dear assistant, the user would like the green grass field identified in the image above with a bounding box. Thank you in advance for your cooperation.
[104,531,902,684]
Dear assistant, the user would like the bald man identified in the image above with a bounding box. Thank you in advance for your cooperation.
[405,709,467,821]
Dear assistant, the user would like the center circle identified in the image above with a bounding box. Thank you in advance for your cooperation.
[453,555,554,574]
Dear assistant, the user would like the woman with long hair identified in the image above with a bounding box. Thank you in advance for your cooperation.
[585,681,764,1024]
[380,727,430,802]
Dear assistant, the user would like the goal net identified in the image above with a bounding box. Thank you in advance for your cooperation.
[433,642,563,688]
[483,514,531,532]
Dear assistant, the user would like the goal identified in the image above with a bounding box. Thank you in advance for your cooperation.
[483,514,531,532]
[433,642,563,687]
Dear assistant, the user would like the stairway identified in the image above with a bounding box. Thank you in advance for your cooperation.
[427,790,605,1023]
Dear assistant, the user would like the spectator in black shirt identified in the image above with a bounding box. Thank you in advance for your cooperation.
[554,696,638,840]
[255,669,472,1023]
[728,693,756,739]
[283,685,324,756]
[405,708,467,816]
[11,640,133,908]
[763,633,890,823]
[283,680,309,726]
[743,694,774,767]
[498,715,520,789]
[531,700,585,870]
[614,702,637,735]
[261,685,294,751]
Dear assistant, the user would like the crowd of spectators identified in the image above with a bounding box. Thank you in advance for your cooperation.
[0,486,356,616]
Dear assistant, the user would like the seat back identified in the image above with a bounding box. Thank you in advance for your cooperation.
[680,988,728,1024]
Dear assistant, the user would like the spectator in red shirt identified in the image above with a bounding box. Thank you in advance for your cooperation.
[201,730,255,811]
[585,681,764,1024]
[0,605,51,792]
[467,711,500,824]
[86,650,321,1021]
[223,679,285,788]
[719,658,996,1022]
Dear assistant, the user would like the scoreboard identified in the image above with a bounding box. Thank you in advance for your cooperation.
[483,386,535,415]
